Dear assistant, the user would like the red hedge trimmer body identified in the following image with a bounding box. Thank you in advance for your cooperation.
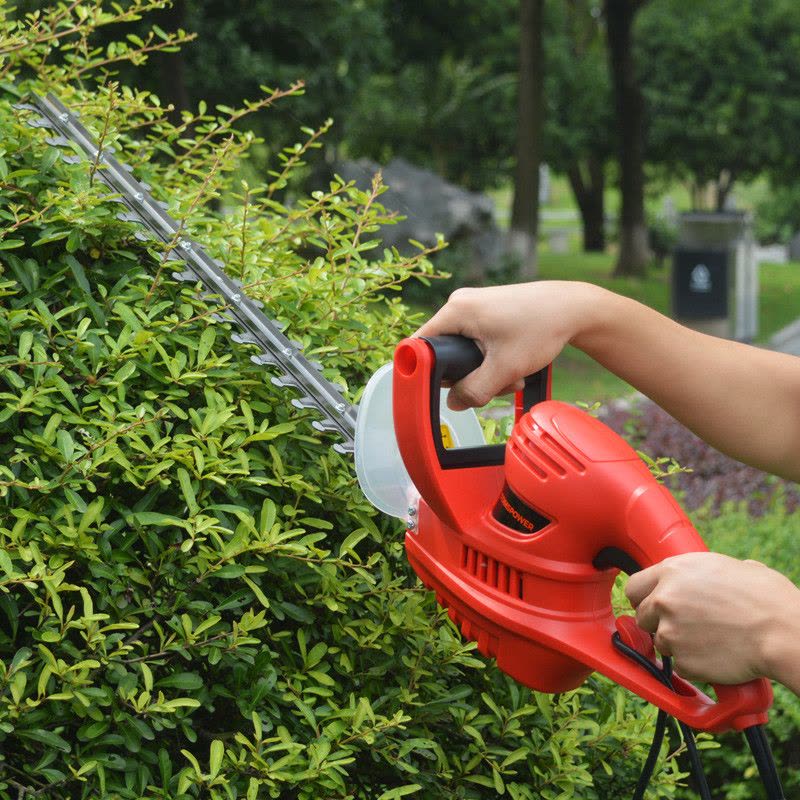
[393,336,772,733]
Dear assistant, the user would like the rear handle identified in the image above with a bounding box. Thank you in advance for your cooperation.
[420,336,551,469]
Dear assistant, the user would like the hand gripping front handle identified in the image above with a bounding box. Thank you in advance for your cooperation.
[419,335,551,469]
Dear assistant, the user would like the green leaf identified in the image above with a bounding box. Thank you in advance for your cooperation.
[243,575,270,609]
[40,146,61,173]
[56,429,74,463]
[0,548,15,577]
[259,498,276,533]
[197,327,215,364]
[209,739,224,780]
[18,330,33,359]
[214,564,245,579]
[129,511,188,528]
[177,468,199,515]
[18,728,71,752]
[65,254,91,293]
[158,672,203,691]
[376,785,422,800]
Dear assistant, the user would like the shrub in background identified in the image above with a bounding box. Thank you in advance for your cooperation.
[1,3,690,798]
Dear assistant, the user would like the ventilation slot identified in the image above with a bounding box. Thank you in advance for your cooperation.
[462,545,524,600]
[509,440,548,479]
[540,432,586,472]
[515,438,566,477]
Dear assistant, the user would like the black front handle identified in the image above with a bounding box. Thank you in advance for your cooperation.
[421,335,551,470]
[428,335,485,383]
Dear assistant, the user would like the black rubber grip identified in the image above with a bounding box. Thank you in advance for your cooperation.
[423,335,484,383]
[420,335,551,470]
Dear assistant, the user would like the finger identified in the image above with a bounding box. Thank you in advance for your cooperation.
[625,564,663,609]
[634,596,661,634]
[498,379,525,396]
[414,305,468,340]
[653,626,673,657]
[447,362,513,410]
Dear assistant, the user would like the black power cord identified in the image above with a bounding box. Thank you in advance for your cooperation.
[612,633,712,800]
[612,633,786,800]
[745,725,785,799]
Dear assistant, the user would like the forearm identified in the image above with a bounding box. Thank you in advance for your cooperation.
[571,285,800,481]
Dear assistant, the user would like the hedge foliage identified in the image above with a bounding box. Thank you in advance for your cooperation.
[1,3,688,798]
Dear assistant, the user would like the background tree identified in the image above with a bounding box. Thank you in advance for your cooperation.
[639,0,800,211]
[545,0,613,252]
[510,0,546,278]
[344,0,518,190]
[604,0,649,277]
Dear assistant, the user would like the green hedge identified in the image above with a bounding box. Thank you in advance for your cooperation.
[1,3,686,798]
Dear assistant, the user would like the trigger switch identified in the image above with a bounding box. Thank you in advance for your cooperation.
[616,615,655,660]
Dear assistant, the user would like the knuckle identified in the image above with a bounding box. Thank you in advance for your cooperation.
[455,385,488,408]
[653,627,674,655]
[448,287,476,305]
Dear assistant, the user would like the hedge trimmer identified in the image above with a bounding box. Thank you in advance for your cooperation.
[18,93,785,799]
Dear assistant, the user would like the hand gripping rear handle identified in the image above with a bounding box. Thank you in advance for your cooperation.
[595,548,773,732]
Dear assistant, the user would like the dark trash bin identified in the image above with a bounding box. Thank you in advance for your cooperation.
[670,212,757,341]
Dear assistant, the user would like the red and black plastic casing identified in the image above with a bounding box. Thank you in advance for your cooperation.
[393,335,772,733]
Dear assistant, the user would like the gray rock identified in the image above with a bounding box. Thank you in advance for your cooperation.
[332,157,506,280]
[789,231,800,262]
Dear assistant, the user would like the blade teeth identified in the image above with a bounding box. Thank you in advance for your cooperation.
[250,353,277,367]
[310,360,323,371]
[61,154,82,164]
[211,312,233,324]
[231,332,258,345]
[133,231,150,242]
[172,269,198,283]
[45,135,70,147]
[312,419,342,433]
[334,441,355,455]
[291,397,319,410]
[271,375,301,390]
[250,298,264,309]
[13,102,38,112]
[117,211,144,223]
[27,117,53,129]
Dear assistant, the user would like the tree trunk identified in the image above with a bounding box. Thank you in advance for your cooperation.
[715,170,735,211]
[567,156,606,252]
[604,0,649,277]
[510,0,545,280]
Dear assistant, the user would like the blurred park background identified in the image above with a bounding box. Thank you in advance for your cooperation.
[5,2,800,798]
[42,0,800,401]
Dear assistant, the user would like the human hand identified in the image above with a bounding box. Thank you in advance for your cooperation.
[625,552,800,689]
[414,281,602,410]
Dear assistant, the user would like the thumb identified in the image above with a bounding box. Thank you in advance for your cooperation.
[447,362,507,410]
[625,564,663,609]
